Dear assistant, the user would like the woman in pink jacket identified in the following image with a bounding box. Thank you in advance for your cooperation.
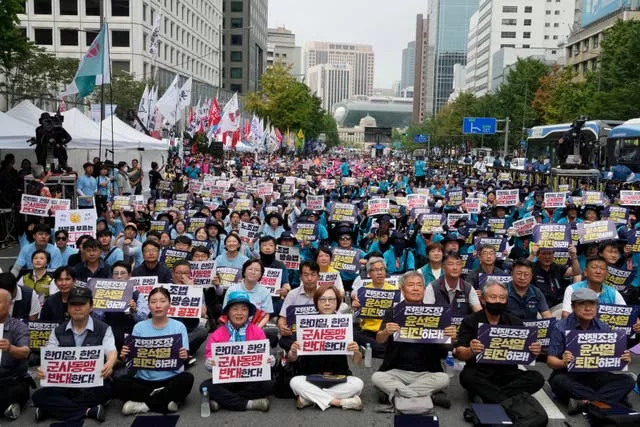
[200,291,273,412]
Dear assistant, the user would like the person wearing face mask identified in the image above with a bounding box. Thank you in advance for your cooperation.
[454,281,544,403]
[382,232,415,275]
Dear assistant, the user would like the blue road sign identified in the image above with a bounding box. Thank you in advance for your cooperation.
[414,134,429,143]
[463,117,497,135]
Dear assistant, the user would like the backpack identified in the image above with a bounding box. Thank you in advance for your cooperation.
[500,392,548,427]
[586,401,640,427]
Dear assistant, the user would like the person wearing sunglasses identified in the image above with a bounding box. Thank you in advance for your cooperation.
[54,230,77,267]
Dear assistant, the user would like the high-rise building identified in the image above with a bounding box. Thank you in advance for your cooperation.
[400,41,416,94]
[221,0,268,94]
[267,26,302,79]
[412,14,432,123]
[17,0,223,101]
[304,41,375,96]
[306,64,352,112]
[465,0,574,96]
[426,0,479,114]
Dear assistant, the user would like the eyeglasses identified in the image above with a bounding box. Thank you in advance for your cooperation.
[112,270,128,276]
[370,268,386,273]
[246,267,262,273]
[318,297,337,302]
[339,236,351,241]
[55,236,67,241]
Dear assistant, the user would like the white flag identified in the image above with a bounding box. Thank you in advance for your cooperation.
[148,15,161,58]
[136,85,150,129]
[156,75,181,125]
[218,93,239,133]
[176,77,192,123]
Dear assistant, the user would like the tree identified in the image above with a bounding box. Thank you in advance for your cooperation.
[0,0,31,71]
[93,70,147,121]
[531,65,587,124]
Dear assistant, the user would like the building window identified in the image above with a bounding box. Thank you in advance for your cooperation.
[230,1,242,12]
[231,18,243,28]
[60,29,78,45]
[522,44,530,48]
[523,32,531,39]
[86,30,98,45]
[554,23,559,27]
[111,30,130,47]
[591,60,598,71]
[593,36,599,48]
[143,3,147,21]
[231,51,242,62]
[502,5,517,13]
[231,34,242,45]
[60,0,78,15]
[34,0,52,14]
[500,44,515,48]
[524,6,532,13]
[524,19,531,26]
[112,60,130,73]
[554,10,560,15]
[551,49,557,54]
[34,28,53,45]
[544,35,550,39]
[230,83,242,92]
[111,0,129,17]
[230,67,243,78]
[546,10,551,15]
[545,22,550,27]
[86,0,101,15]
[553,35,558,40]
[502,18,517,26]
[501,32,516,39]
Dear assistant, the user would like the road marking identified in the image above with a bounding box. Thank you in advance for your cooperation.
[533,389,565,420]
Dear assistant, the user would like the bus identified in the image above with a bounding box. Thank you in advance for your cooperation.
[526,120,622,167]
[606,119,640,172]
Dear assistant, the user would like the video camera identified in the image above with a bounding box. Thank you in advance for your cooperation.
[557,115,595,168]
[29,112,72,171]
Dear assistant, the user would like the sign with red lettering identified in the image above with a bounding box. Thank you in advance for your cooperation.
[258,267,282,296]
[296,314,353,355]
[40,346,104,388]
[211,340,271,384]
[164,284,203,318]
[20,194,70,217]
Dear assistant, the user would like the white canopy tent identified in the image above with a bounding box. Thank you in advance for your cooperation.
[0,111,36,149]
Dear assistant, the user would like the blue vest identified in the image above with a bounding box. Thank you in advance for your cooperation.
[55,318,109,347]
[571,281,617,305]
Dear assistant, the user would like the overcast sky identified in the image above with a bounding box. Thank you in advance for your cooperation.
[268,0,428,89]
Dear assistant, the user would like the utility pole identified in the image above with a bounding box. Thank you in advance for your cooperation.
[99,0,105,122]
[503,116,510,158]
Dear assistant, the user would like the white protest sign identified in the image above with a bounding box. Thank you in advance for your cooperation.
[211,340,271,384]
[55,209,97,248]
[296,314,353,355]
[40,346,104,388]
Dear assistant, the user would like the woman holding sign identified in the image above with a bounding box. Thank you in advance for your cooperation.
[288,286,364,411]
[114,287,194,415]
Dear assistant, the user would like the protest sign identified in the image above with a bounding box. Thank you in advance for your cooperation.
[129,276,159,296]
[125,334,184,371]
[420,214,445,234]
[544,192,566,209]
[523,319,557,348]
[318,272,340,287]
[368,198,390,216]
[566,330,627,372]
[211,340,271,384]
[189,261,216,288]
[157,181,173,192]
[446,191,464,207]
[464,198,481,214]
[112,196,132,212]
[41,347,104,388]
[583,191,604,206]
[355,287,399,319]
[321,179,336,190]
[620,191,640,206]
[154,199,169,212]
[306,195,325,211]
[393,302,452,344]
[342,177,357,186]
[88,278,132,312]
[164,284,203,318]
[475,238,507,260]
[597,304,640,336]
[215,266,242,289]
[159,248,189,269]
[330,248,360,273]
[234,199,253,211]
[149,220,170,233]
[478,274,512,290]
[553,250,570,266]
[576,220,617,244]
[512,216,537,237]
[487,218,507,235]
[191,240,211,251]
[498,172,511,182]
[532,223,571,250]
[447,213,470,229]
[258,267,283,296]
[558,184,570,192]
[55,209,97,248]
[28,321,58,350]
[276,245,300,270]
[604,206,628,225]
[329,203,357,223]
[628,229,640,253]
[296,314,353,355]
[286,305,318,329]
[20,194,70,217]
[186,217,207,234]
[188,180,203,194]
[238,221,260,243]
[476,324,536,365]
[407,194,428,211]
[257,183,273,197]
[495,189,518,207]
[291,221,318,242]
[604,266,635,292]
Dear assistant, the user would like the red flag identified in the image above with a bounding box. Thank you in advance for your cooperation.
[209,98,221,127]
[188,106,194,126]
[244,119,251,140]
[58,98,66,113]
[275,128,283,143]
[232,128,241,149]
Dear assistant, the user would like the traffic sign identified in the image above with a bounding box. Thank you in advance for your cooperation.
[414,134,429,143]
[463,117,497,135]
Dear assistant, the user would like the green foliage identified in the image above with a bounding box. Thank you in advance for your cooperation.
[0,0,31,71]
[92,70,147,121]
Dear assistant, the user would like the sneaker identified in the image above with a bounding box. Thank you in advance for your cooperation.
[248,398,270,412]
[209,400,220,412]
[567,398,588,415]
[341,396,363,411]
[122,401,150,416]
[34,407,48,422]
[86,404,106,422]
[432,391,451,409]
[296,396,313,409]
[167,401,179,412]
[4,403,20,420]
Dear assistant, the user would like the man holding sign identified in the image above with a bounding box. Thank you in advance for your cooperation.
[547,288,635,414]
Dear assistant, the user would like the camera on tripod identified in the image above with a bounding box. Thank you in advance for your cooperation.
[557,115,594,168]
[28,112,72,172]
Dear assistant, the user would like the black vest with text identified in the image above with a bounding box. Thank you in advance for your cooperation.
[54,317,108,347]
[431,276,475,318]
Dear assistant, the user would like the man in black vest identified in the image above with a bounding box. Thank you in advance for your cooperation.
[32,287,118,423]
[0,272,40,321]
[0,288,32,420]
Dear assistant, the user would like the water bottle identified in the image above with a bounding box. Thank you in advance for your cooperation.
[200,386,211,418]
[364,343,372,368]
[445,351,455,378]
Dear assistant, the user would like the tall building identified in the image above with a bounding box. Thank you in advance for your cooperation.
[400,41,416,94]
[426,0,479,114]
[221,0,268,94]
[465,0,574,96]
[412,14,432,123]
[267,26,302,78]
[306,64,352,112]
[304,41,375,96]
[17,0,223,101]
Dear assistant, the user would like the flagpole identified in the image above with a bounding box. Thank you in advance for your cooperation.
[99,0,105,160]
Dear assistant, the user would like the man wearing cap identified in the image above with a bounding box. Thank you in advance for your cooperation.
[32,287,118,423]
[77,162,97,209]
[547,287,635,414]
[12,223,62,276]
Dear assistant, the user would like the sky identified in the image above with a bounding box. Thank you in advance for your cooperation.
[268,0,428,90]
